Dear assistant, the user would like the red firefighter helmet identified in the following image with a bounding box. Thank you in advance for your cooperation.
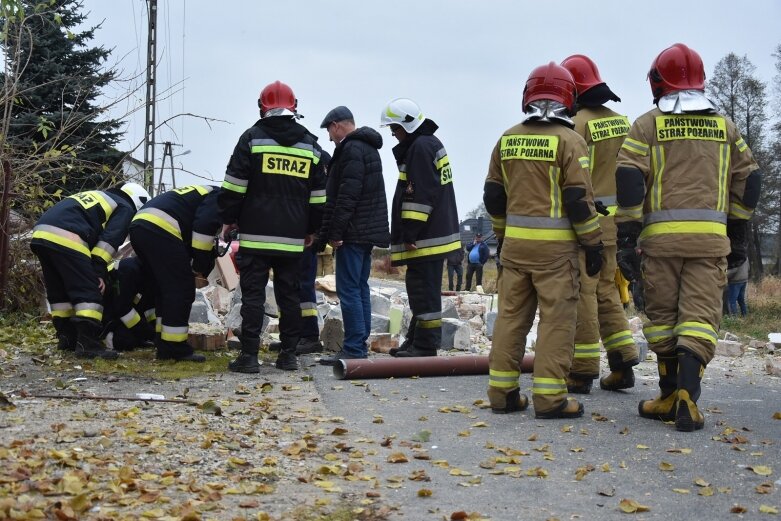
[258,80,297,116]
[523,62,577,112]
[560,54,604,95]
[648,43,705,101]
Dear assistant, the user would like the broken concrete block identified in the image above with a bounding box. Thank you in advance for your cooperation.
[442,297,459,319]
[485,311,497,339]
[389,305,403,335]
[441,318,470,349]
[264,283,278,317]
[369,333,398,353]
[321,308,344,352]
[453,324,472,351]
[371,313,390,333]
[189,291,221,325]
[370,291,392,316]
[722,331,740,342]
[468,315,484,332]
[202,285,231,315]
[716,339,744,357]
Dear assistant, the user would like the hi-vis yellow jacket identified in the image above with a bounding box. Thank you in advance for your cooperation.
[484,120,602,266]
[616,108,759,257]
[572,106,630,245]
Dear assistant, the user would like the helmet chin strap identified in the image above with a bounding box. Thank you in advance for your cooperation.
[522,100,574,127]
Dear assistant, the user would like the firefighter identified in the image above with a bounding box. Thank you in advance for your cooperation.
[616,44,761,432]
[560,54,640,394]
[484,62,603,419]
[380,98,460,358]
[220,81,327,373]
[129,185,222,362]
[268,151,332,356]
[101,256,155,351]
[30,182,150,359]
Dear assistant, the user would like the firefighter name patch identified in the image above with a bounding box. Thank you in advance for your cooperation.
[655,115,727,142]
[587,116,630,142]
[262,153,311,178]
[500,135,559,162]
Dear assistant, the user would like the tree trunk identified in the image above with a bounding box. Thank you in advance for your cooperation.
[748,221,763,281]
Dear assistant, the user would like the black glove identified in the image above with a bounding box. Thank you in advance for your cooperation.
[616,246,641,282]
[727,219,748,269]
[594,200,610,216]
[583,243,604,277]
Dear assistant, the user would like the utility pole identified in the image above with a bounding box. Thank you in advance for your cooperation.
[143,0,158,196]
[157,141,175,194]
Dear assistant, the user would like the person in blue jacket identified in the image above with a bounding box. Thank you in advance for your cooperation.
[465,233,489,291]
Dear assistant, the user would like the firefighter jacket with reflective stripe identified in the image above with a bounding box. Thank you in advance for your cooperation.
[31,189,135,276]
[130,185,222,275]
[389,119,460,266]
[219,117,326,256]
[484,120,601,266]
[572,106,630,245]
[616,108,759,257]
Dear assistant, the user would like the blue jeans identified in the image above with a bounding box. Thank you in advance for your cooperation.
[727,282,747,316]
[336,243,373,357]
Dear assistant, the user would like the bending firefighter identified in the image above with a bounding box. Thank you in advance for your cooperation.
[30,183,150,359]
[560,54,639,394]
[615,44,761,432]
[485,63,603,419]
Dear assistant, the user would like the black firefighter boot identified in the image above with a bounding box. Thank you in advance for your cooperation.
[53,316,77,352]
[275,336,299,371]
[228,337,261,373]
[73,318,119,360]
[638,353,678,422]
[600,351,639,391]
[567,374,595,394]
[675,349,705,432]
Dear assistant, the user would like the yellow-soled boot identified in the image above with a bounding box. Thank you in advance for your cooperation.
[600,351,638,391]
[675,349,705,432]
[566,375,594,394]
[638,354,677,422]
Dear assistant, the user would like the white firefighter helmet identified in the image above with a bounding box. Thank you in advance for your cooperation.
[379,98,424,133]
[120,182,150,212]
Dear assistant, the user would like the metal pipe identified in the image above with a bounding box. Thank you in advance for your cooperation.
[333,354,534,380]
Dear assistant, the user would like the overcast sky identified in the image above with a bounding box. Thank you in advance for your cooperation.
[80,0,781,217]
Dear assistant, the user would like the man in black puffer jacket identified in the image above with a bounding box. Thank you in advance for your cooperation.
[317,106,390,365]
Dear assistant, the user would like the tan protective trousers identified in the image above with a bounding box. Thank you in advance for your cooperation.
[641,255,726,364]
[488,256,579,414]
[571,244,638,378]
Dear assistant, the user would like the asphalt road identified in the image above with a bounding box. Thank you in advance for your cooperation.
[307,355,780,521]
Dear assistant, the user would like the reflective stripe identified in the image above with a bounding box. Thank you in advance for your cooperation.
[549,166,562,218]
[92,241,116,263]
[488,369,520,389]
[643,324,674,344]
[223,174,248,188]
[145,308,156,321]
[507,215,572,229]
[309,189,326,204]
[120,309,141,328]
[622,138,649,156]
[643,209,727,226]
[417,318,442,329]
[240,233,305,253]
[640,221,726,238]
[74,302,103,321]
[505,227,576,241]
[674,321,718,345]
[398,164,407,181]
[491,216,506,231]
[402,202,433,214]
[573,343,601,358]
[532,377,567,395]
[390,233,461,261]
[133,208,182,239]
[133,293,142,305]
[600,206,617,217]
[735,138,748,152]
[401,210,429,221]
[32,225,90,257]
[603,330,634,350]
[650,145,665,212]
[51,302,74,318]
[615,205,643,220]
[161,325,189,342]
[728,201,753,220]
[572,215,600,236]
[155,317,162,333]
[191,231,214,252]
[717,144,730,212]
[250,141,321,164]
[222,179,248,194]
[300,302,318,317]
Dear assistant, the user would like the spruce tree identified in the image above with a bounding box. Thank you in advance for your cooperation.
[1,0,124,198]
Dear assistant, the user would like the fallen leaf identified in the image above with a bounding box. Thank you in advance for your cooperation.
[666,447,692,454]
[619,499,650,513]
[636,444,649,450]
[773,412,781,420]
[694,478,711,487]
[417,488,433,497]
[756,482,773,494]
[659,462,675,472]
[199,400,222,416]
[471,421,488,428]
[411,430,431,442]
[331,427,348,435]
[673,488,691,494]
[730,505,747,514]
[597,486,615,497]
[749,465,773,476]
[387,452,409,463]
[699,487,714,496]
[759,505,779,514]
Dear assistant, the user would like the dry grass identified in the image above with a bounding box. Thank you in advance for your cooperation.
[721,275,781,341]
